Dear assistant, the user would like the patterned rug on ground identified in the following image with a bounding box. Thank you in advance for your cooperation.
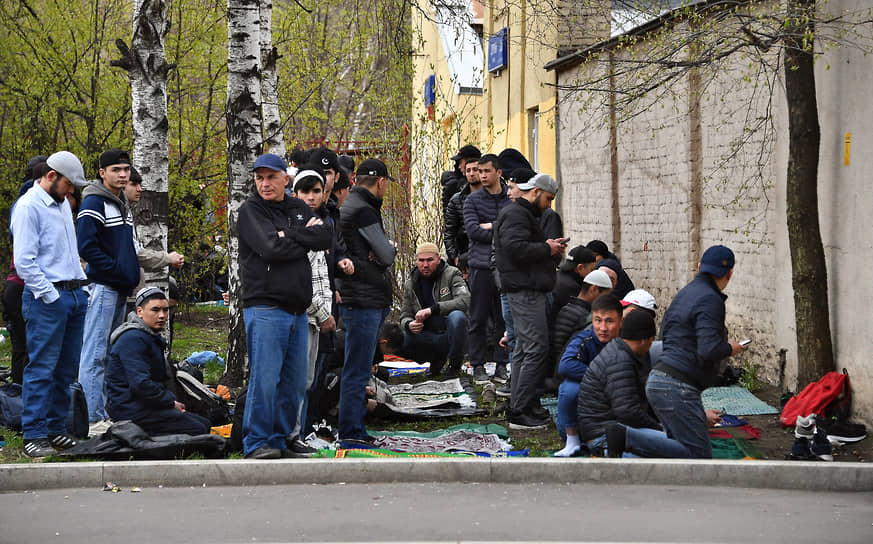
[702,386,780,415]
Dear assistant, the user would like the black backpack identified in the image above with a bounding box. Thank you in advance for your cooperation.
[173,367,230,426]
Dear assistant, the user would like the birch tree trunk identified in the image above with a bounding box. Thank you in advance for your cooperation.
[259,0,284,156]
[112,0,172,289]
[225,0,263,386]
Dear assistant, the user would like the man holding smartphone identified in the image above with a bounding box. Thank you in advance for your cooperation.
[606,245,746,458]
[494,173,566,430]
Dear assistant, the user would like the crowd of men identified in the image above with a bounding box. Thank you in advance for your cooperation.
[5,142,746,460]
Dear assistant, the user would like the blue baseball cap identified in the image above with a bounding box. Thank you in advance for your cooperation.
[699,245,735,277]
[252,153,287,172]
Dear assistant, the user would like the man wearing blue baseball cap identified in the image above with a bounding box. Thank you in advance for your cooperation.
[605,245,746,459]
[237,153,332,459]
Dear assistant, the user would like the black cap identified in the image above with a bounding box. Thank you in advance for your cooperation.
[99,149,131,169]
[129,166,142,184]
[338,154,355,173]
[560,245,596,272]
[509,167,536,185]
[451,145,481,162]
[586,240,609,258]
[356,158,394,181]
[620,309,656,340]
[310,147,340,173]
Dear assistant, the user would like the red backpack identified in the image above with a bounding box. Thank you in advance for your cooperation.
[780,370,851,428]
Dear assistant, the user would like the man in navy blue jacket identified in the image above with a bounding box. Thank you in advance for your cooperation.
[462,154,510,384]
[107,287,210,436]
[77,149,140,432]
[607,245,745,459]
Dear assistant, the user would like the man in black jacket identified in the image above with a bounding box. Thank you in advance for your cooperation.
[576,310,661,457]
[237,153,332,459]
[494,173,566,429]
[336,159,397,445]
[441,145,480,215]
[444,157,482,265]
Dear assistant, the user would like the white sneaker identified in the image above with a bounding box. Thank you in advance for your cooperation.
[88,419,112,437]
[794,414,816,439]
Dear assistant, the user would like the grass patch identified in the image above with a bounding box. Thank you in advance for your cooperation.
[171,306,229,364]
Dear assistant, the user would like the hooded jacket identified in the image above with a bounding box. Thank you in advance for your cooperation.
[77,181,140,295]
[336,186,396,308]
[493,197,555,293]
[106,314,175,423]
[463,182,510,269]
[237,192,332,315]
[444,183,472,263]
[577,338,660,442]
[399,260,470,332]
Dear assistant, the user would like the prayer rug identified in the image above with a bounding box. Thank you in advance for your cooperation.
[372,430,511,454]
[701,386,779,415]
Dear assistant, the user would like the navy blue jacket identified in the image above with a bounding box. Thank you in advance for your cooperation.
[462,183,509,269]
[558,326,606,382]
[106,317,175,423]
[657,272,732,389]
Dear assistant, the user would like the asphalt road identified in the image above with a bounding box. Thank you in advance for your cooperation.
[1,482,872,543]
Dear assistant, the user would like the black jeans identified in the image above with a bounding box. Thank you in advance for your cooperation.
[467,267,507,367]
[2,279,28,384]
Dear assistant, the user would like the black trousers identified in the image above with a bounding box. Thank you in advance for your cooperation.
[2,279,28,384]
[467,267,507,366]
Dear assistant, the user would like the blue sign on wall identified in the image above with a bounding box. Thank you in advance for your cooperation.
[424,74,435,107]
[488,28,508,73]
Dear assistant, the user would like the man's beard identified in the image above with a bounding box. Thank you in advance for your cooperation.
[48,179,67,203]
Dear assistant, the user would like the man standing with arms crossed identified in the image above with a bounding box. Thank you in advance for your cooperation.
[12,151,90,457]
[237,154,331,459]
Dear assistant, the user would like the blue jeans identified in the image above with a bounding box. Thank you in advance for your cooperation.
[242,306,309,456]
[338,305,388,440]
[21,287,87,439]
[500,293,515,363]
[78,283,126,422]
[401,310,468,374]
[624,369,711,458]
[587,434,639,458]
[556,379,580,439]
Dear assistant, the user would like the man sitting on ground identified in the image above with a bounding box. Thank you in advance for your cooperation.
[399,242,470,377]
[106,287,210,436]
[554,294,622,457]
[551,269,614,365]
[577,310,661,456]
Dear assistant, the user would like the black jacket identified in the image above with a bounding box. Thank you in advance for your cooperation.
[316,194,348,290]
[440,170,464,215]
[494,197,555,293]
[238,193,332,315]
[552,269,584,318]
[552,298,592,360]
[577,338,660,442]
[444,184,471,263]
[598,254,635,300]
[336,186,396,308]
[540,208,564,267]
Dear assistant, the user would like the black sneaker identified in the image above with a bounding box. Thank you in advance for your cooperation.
[811,429,834,461]
[496,382,512,398]
[285,437,318,457]
[529,403,549,421]
[245,446,281,459]
[493,364,509,384]
[23,438,57,458]
[821,420,867,443]
[509,411,549,430]
[49,433,78,450]
[473,365,490,384]
[340,436,377,449]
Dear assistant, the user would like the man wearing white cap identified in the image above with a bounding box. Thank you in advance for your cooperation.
[494,172,566,430]
[11,151,91,457]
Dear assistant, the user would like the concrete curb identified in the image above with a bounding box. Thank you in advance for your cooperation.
[2,458,872,492]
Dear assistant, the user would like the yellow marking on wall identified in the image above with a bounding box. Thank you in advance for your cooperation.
[844,132,851,166]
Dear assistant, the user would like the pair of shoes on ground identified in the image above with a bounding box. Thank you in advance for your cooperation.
[815,416,867,444]
[339,434,377,449]
[788,414,833,461]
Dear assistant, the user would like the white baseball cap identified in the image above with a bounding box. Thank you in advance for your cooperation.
[621,289,657,311]
[583,269,612,289]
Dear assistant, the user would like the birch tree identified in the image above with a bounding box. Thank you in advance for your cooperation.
[112,0,173,289]
[225,0,264,386]
[260,0,285,156]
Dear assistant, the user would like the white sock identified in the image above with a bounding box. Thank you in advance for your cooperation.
[554,434,582,457]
